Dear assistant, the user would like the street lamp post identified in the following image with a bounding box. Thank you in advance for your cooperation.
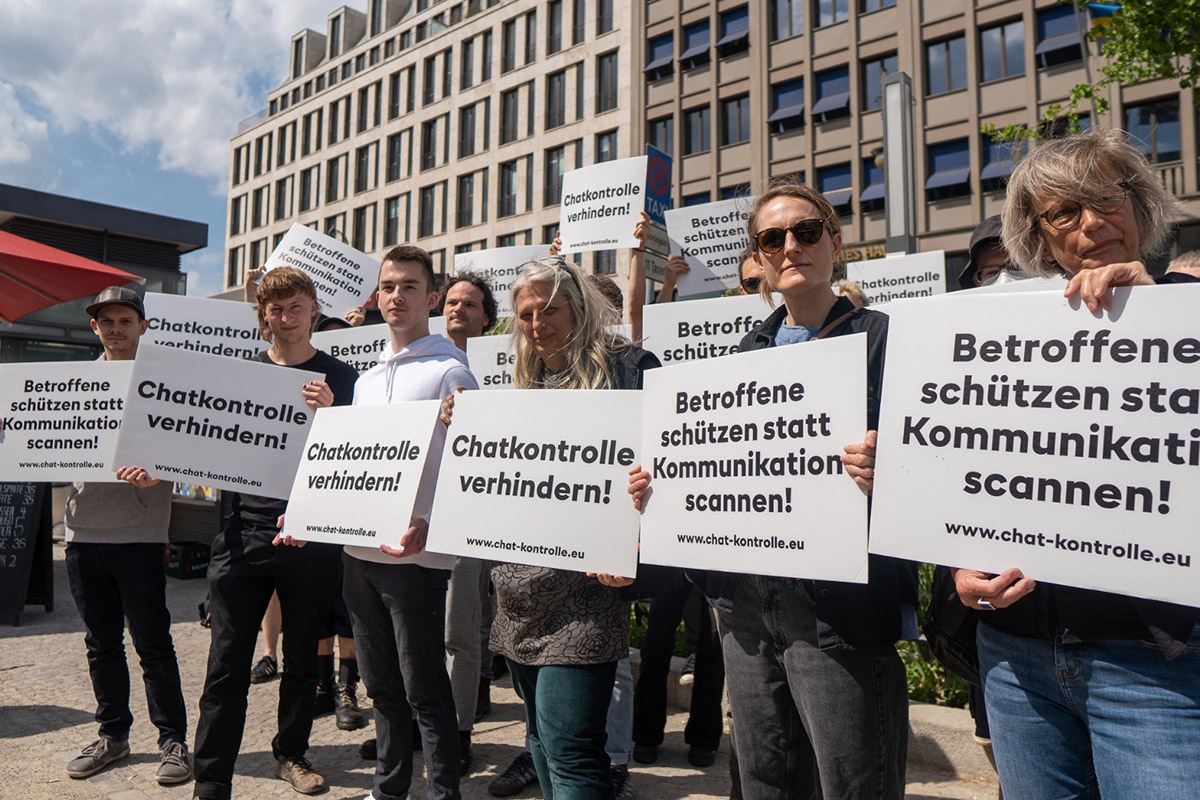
[881,72,917,256]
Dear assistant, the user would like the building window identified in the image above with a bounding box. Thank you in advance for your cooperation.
[482,30,493,81]
[717,6,750,57]
[572,0,586,45]
[981,20,1025,82]
[406,65,416,112]
[230,195,244,236]
[525,11,538,64]
[326,157,341,203]
[370,0,383,36]
[768,78,805,132]
[679,21,710,70]
[459,104,477,158]
[355,146,371,193]
[980,135,1023,191]
[275,177,290,220]
[499,160,518,217]
[860,157,885,212]
[384,196,401,246]
[645,33,674,81]
[461,38,475,91]
[357,87,370,132]
[252,186,267,228]
[861,53,898,111]
[1126,98,1181,163]
[770,0,803,41]
[683,192,711,206]
[502,19,517,73]
[227,247,243,287]
[926,139,972,201]
[292,39,304,80]
[860,0,895,12]
[597,51,618,111]
[421,120,438,170]
[457,173,475,228]
[597,0,613,35]
[389,71,402,119]
[352,205,372,251]
[812,66,850,121]
[926,36,967,95]
[683,105,711,155]
[594,250,616,274]
[720,95,751,146]
[648,116,674,158]
[1036,6,1083,68]
[817,163,853,213]
[329,15,342,58]
[501,88,520,144]
[299,167,318,212]
[547,70,567,129]
[548,0,563,54]
[816,0,848,28]
[596,130,617,163]
[387,133,403,182]
[419,186,437,237]
[575,62,585,119]
[545,145,566,205]
[443,48,453,98]
[423,55,437,105]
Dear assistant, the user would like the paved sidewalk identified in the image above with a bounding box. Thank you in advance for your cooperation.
[0,541,999,799]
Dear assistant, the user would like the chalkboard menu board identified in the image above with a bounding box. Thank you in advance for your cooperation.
[0,482,52,626]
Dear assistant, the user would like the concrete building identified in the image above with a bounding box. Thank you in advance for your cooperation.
[227,0,1200,298]
[0,183,206,363]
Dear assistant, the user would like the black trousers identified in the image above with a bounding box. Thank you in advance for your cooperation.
[632,582,725,751]
[192,523,340,800]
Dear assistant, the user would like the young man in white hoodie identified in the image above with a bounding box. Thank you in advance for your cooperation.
[343,245,478,800]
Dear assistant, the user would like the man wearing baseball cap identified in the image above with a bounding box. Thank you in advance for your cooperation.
[958,215,1020,290]
[63,286,192,785]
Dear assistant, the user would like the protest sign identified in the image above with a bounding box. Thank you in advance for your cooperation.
[869,285,1200,607]
[847,251,945,305]
[143,292,264,360]
[453,245,545,318]
[428,390,642,575]
[312,325,391,374]
[666,198,753,298]
[639,337,869,580]
[558,157,649,254]
[280,401,439,548]
[114,343,320,499]
[0,361,132,482]
[466,335,516,390]
[264,223,376,318]
[641,293,774,365]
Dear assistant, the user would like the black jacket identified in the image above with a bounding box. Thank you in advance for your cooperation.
[693,296,920,649]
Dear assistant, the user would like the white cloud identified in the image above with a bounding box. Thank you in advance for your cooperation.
[0,80,58,189]
[0,0,334,187]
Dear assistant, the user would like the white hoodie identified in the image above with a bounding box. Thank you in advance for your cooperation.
[346,333,479,567]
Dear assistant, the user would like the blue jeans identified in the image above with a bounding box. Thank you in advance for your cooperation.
[978,622,1200,800]
[605,657,633,765]
[65,542,187,748]
[509,660,618,800]
[718,574,908,800]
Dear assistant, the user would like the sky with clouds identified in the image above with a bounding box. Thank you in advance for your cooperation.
[0,0,339,297]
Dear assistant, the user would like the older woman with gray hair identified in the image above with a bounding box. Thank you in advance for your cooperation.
[954,129,1200,799]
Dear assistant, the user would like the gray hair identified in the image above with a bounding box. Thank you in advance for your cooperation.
[509,258,624,390]
[1000,129,1178,277]
[1168,250,1200,273]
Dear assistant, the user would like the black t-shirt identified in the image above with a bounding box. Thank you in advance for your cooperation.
[230,349,359,530]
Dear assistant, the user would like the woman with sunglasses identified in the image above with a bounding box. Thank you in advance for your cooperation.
[952,130,1200,799]
[487,257,659,800]
[632,178,918,799]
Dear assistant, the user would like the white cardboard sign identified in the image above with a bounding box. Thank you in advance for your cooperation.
[453,245,546,318]
[428,390,642,575]
[265,223,376,318]
[665,198,754,298]
[281,401,440,548]
[639,336,870,580]
[869,285,1200,607]
[113,343,321,499]
[847,251,946,306]
[640,293,774,365]
[143,292,264,360]
[0,361,132,482]
[312,325,392,374]
[558,157,647,254]
[465,335,517,390]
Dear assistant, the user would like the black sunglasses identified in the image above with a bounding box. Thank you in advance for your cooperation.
[740,276,762,293]
[753,219,829,255]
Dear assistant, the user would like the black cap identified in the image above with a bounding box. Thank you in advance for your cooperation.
[958,216,1005,291]
[86,286,146,319]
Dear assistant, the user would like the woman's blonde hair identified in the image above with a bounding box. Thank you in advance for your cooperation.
[746,176,843,306]
[1001,128,1178,277]
[509,258,625,390]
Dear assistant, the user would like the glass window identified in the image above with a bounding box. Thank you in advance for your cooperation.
[717,6,750,56]
[980,135,1023,191]
[768,78,805,132]
[861,53,898,111]
[925,139,971,200]
[683,105,711,155]
[423,55,437,105]
[572,0,586,44]
[597,51,618,112]
[501,88,520,144]
[596,130,617,163]
[525,11,537,64]
[482,31,493,81]
[817,163,853,211]
[442,48,453,98]
[1126,98,1181,163]
[547,70,567,129]
[461,39,475,91]
[720,95,751,146]
[419,185,436,237]
[1036,6,1082,68]
[861,0,895,10]
[387,133,403,181]
[770,0,802,41]
[926,36,967,95]
[459,105,477,158]
[816,0,848,28]
[812,66,850,121]
[683,192,711,206]
[860,157,885,211]
[645,33,674,80]
[545,145,566,205]
[597,0,613,35]
[355,145,371,193]
[679,21,710,69]
[384,197,400,246]
[457,173,475,228]
[648,116,674,158]
[548,0,563,54]
[329,16,342,58]
[981,20,1024,82]
[502,19,517,72]
[499,160,518,217]
[389,70,402,118]
[421,120,438,170]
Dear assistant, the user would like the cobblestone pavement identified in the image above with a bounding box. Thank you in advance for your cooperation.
[0,542,999,799]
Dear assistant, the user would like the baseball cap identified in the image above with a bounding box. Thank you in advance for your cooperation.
[85,286,146,319]
[958,216,1005,290]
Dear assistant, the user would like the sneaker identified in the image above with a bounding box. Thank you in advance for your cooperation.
[678,653,696,686]
[488,750,537,797]
[359,738,377,760]
[632,743,658,764]
[156,741,192,784]
[67,737,130,778]
[687,745,716,768]
[313,680,336,717]
[611,764,634,800]
[251,655,278,684]
[274,755,326,795]
[475,678,492,722]
[336,683,366,731]
[459,730,472,774]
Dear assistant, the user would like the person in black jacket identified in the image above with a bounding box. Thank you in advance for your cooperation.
[631,179,917,800]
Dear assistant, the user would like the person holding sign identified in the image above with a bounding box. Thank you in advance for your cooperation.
[632,180,917,799]
[953,130,1200,798]
[63,287,191,786]
[486,257,659,800]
